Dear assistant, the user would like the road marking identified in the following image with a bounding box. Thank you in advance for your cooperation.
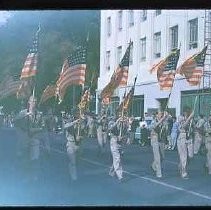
[165,160,178,165]
[80,157,211,202]
[41,145,211,202]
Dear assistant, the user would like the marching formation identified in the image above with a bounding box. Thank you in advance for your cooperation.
[2,105,210,184]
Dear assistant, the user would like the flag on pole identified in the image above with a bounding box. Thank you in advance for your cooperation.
[110,41,132,87]
[27,87,37,115]
[39,84,56,105]
[17,25,40,99]
[56,46,87,103]
[117,76,137,115]
[78,88,91,113]
[101,41,132,104]
[177,46,207,86]
[20,26,40,79]
[155,49,180,90]
[0,75,22,100]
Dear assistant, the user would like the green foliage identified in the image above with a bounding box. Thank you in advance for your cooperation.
[0,10,100,112]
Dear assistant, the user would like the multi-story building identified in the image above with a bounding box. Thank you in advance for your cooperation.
[97,10,211,117]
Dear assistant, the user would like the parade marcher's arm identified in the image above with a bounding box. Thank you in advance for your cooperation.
[183,111,194,127]
[154,112,168,128]
[64,119,80,129]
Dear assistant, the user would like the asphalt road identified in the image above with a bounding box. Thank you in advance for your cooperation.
[0,127,211,206]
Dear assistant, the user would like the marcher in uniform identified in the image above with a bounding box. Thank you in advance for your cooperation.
[149,111,168,178]
[108,116,124,182]
[204,115,211,175]
[63,116,81,181]
[177,111,194,179]
[193,114,205,155]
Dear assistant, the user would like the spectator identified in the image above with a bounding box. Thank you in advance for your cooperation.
[170,116,179,150]
[140,123,150,146]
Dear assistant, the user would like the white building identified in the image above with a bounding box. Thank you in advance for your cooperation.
[97,10,211,117]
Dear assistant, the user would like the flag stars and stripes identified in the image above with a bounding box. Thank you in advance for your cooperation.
[101,41,132,104]
[177,46,207,86]
[56,46,87,103]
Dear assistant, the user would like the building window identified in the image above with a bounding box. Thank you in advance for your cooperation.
[155,10,161,16]
[118,10,123,30]
[141,10,147,22]
[128,10,134,27]
[188,18,198,49]
[169,25,178,51]
[107,16,111,37]
[129,43,133,65]
[140,37,146,61]
[117,46,122,64]
[154,32,161,58]
[106,51,110,70]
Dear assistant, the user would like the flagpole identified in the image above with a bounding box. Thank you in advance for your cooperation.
[31,23,41,110]
[187,75,201,138]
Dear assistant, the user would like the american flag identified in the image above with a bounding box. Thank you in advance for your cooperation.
[78,88,91,112]
[17,25,40,99]
[17,80,33,99]
[101,41,132,104]
[177,46,207,86]
[0,75,22,100]
[111,41,132,87]
[56,46,87,103]
[38,84,56,105]
[156,49,180,90]
[20,26,40,79]
[117,76,137,115]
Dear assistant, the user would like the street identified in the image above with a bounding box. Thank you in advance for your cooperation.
[0,127,211,206]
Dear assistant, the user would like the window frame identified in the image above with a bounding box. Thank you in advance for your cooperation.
[154,32,161,58]
[107,16,111,37]
[155,10,162,16]
[116,46,122,65]
[128,10,134,27]
[141,10,147,22]
[188,18,198,49]
[140,37,146,61]
[169,25,178,51]
[105,50,111,71]
[118,10,123,31]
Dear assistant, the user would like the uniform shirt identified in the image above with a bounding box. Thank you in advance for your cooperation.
[195,118,205,135]
[204,121,211,137]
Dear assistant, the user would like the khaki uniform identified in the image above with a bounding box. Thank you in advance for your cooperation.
[66,133,79,180]
[87,116,94,138]
[177,119,193,178]
[102,119,108,145]
[109,133,123,180]
[204,121,211,175]
[108,120,123,181]
[97,123,104,153]
[150,132,162,177]
[64,119,80,181]
[29,118,43,161]
[193,118,205,155]
[149,119,166,178]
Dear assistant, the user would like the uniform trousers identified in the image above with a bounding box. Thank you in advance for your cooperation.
[150,134,165,177]
[67,140,79,180]
[109,135,123,180]
[177,132,193,178]
[205,136,211,175]
[193,131,203,155]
